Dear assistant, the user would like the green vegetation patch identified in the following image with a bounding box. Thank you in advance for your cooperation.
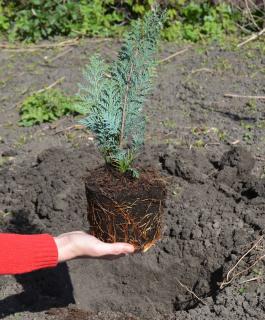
[163,2,239,42]
[0,0,123,42]
[19,89,75,126]
[0,0,259,43]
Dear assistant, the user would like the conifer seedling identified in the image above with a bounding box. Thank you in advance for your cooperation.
[78,10,166,251]
[77,9,165,177]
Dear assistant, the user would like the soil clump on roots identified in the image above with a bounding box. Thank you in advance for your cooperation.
[85,166,166,251]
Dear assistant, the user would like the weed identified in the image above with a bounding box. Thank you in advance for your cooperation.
[252,268,263,276]
[246,51,255,59]
[243,131,253,143]
[238,287,246,295]
[193,139,205,148]
[241,121,254,144]
[0,156,6,167]
[218,130,227,142]
[162,119,177,129]
[162,138,184,146]
[246,99,257,112]
[241,121,254,131]
[65,132,76,142]
[215,57,232,72]
[0,155,14,166]
[3,121,13,129]
[191,126,228,143]
[19,89,76,127]
[15,135,28,147]
[257,120,265,130]
[191,126,208,136]
[172,183,182,199]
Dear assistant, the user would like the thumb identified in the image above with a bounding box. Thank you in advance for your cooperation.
[98,242,135,256]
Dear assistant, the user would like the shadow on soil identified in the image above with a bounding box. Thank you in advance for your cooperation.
[0,213,74,319]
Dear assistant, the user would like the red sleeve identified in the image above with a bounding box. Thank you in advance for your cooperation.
[0,234,58,275]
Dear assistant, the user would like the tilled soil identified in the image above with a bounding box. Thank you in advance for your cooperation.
[0,38,265,319]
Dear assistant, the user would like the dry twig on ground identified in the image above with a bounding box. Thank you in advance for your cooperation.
[54,124,87,135]
[224,93,265,100]
[44,48,74,64]
[34,77,65,94]
[0,38,80,51]
[0,37,111,52]
[159,48,190,64]
[12,77,65,110]
[191,68,214,74]
[237,28,265,47]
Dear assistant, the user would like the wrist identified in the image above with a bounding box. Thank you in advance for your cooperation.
[54,235,77,263]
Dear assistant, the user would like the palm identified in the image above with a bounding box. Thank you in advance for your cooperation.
[54,231,135,262]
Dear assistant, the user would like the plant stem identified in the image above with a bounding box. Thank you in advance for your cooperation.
[119,61,134,148]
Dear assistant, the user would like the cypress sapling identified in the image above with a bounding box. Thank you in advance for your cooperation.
[77,9,165,176]
[78,10,166,251]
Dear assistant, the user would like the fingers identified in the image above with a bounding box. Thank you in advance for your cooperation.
[97,242,135,256]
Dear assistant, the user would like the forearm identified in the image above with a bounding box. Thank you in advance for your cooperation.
[0,234,58,275]
[0,231,134,275]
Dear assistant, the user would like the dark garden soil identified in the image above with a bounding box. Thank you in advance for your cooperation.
[0,38,265,319]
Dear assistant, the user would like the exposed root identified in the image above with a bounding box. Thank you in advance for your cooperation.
[239,276,264,285]
[220,235,265,289]
[176,278,207,306]
[87,190,163,251]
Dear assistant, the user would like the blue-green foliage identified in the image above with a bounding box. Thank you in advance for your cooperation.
[79,10,164,175]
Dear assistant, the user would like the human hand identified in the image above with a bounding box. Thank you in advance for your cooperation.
[54,231,135,263]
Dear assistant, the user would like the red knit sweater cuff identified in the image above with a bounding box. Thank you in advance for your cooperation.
[0,234,58,275]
